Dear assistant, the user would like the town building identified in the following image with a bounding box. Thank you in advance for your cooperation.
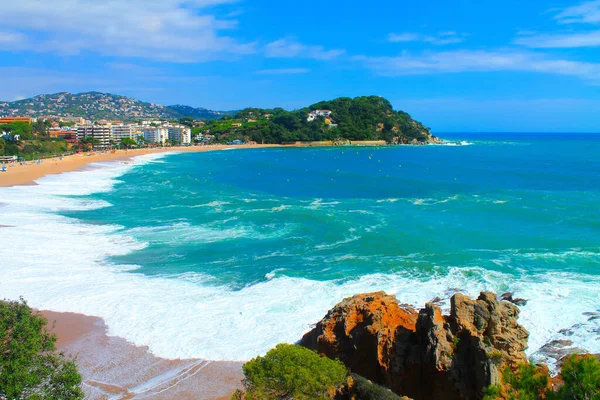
[77,125,113,150]
[143,127,169,145]
[111,124,140,141]
[49,130,78,146]
[167,125,191,144]
[0,116,32,125]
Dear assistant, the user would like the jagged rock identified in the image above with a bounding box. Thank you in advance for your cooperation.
[499,292,527,306]
[301,292,418,386]
[302,292,529,400]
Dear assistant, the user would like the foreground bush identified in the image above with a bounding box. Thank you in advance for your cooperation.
[0,298,84,399]
[346,374,404,400]
[484,354,600,400]
[558,355,600,399]
[234,343,348,399]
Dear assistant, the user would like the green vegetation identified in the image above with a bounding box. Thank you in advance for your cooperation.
[559,355,600,400]
[204,96,433,145]
[0,121,33,140]
[78,136,99,152]
[484,355,600,400]
[0,298,84,399]
[120,137,137,149]
[346,374,404,400]
[1,138,69,160]
[0,121,71,160]
[234,343,348,399]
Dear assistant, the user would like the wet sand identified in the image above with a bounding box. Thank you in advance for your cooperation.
[42,310,244,400]
[0,144,281,187]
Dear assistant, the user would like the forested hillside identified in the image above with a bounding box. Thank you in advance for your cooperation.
[204,96,437,144]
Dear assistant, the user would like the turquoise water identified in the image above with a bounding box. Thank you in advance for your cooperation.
[67,134,600,286]
[1,133,599,363]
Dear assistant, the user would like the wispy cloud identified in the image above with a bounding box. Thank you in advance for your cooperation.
[515,1,600,48]
[354,50,600,82]
[388,31,467,45]
[0,0,254,62]
[0,30,28,46]
[256,68,310,75]
[516,31,600,48]
[105,62,165,74]
[554,0,600,24]
[264,39,345,60]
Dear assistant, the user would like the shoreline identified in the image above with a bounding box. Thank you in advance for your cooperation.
[42,309,244,400]
[0,141,448,187]
[0,144,282,187]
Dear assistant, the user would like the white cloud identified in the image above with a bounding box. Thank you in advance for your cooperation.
[388,31,466,45]
[388,33,421,43]
[555,0,600,24]
[0,31,28,46]
[354,50,600,82]
[256,68,310,75]
[515,30,600,48]
[0,0,254,62]
[514,1,600,48]
[264,39,345,60]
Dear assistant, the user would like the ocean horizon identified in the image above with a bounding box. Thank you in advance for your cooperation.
[1,132,599,370]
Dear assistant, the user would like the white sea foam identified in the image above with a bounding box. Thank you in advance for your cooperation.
[438,141,474,146]
[1,157,599,368]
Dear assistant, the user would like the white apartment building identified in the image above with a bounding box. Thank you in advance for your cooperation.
[77,125,113,149]
[168,126,192,144]
[143,127,169,145]
[111,124,140,141]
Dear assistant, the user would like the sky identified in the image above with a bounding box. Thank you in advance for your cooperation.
[1,0,600,132]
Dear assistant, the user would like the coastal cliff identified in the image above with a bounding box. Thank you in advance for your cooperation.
[301,292,529,400]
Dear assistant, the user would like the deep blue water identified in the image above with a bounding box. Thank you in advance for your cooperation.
[64,133,600,287]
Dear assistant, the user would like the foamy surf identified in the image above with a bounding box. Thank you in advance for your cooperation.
[0,149,599,373]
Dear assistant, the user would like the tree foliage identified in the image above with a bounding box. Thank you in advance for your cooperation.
[558,355,600,400]
[346,374,404,400]
[0,298,84,400]
[235,343,348,400]
[0,122,33,140]
[120,137,137,149]
[205,96,433,145]
[484,355,600,400]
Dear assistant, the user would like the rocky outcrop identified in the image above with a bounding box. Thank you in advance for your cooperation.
[301,292,529,400]
[301,292,418,386]
[395,135,442,145]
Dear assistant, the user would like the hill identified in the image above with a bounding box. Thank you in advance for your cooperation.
[206,96,438,145]
[0,92,226,121]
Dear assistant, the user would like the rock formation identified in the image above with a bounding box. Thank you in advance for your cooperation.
[301,291,529,400]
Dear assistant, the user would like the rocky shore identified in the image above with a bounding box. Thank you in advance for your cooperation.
[301,291,532,400]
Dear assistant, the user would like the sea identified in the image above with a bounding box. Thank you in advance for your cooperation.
[1,133,599,368]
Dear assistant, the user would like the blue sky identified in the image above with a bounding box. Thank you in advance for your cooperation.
[1,0,600,132]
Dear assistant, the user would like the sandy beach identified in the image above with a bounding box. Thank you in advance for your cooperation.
[42,310,243,400]
[0,144,282,187]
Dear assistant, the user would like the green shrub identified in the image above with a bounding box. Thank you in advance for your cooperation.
[557,355,600,400]
[348,373,404,400]
[484,363,551,400]
[0,298,84,399]
[236,343,348,399]
[484,355,600,400]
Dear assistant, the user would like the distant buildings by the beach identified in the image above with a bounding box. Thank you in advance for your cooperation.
[75,123,191,148]
[1,115,193,150]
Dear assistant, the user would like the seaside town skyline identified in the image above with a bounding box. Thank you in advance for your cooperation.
[1,1,600,132]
